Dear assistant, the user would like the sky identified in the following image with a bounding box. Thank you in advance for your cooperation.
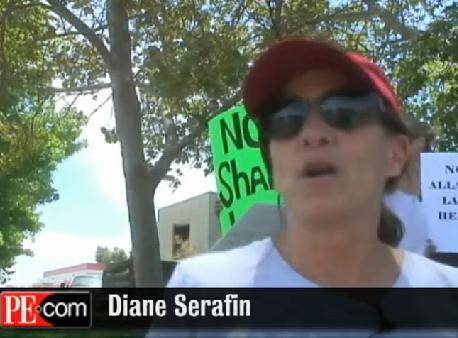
[4,92,216,286]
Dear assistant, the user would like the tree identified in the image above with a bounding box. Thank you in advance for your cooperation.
[0,2,85,284]
[0,104,85,284]
[394,3,457,150]
[0,1,56,111]
[40,0,342,287]
[95,246,128,265]
[256,0,457,148]
[319,0,457,150]
[39,0,258,286]
[27,0,453,287]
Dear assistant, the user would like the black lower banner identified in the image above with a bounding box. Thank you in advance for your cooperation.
[1,288,458,333]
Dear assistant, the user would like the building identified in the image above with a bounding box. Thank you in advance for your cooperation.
[41,263,105,287]
[157,192,221,261]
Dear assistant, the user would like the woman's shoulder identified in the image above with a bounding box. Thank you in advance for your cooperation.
[166,238,272,287]
[399,251,458,287]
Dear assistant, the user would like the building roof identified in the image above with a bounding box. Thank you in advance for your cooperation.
[43,263,105,277]
[159,191,217,212]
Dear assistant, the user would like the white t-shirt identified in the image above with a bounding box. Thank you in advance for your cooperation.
[146,239,458,337]
[384,191,430,255]
[168,238,458,287]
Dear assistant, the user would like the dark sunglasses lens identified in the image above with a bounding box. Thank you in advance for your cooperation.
[321,95,377,130]
[267,101,309,139]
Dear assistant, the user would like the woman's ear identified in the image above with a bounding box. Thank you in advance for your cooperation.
[386,134,410,178]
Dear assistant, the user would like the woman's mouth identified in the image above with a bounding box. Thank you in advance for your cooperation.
[301,161,338,179]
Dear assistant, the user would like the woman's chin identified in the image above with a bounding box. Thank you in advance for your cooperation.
[289,194,346,220]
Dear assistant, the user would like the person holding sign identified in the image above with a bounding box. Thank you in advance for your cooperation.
[384,117,434,255]
[165,38,458,288]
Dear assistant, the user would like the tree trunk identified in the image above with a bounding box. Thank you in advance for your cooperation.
[107,0,163,287]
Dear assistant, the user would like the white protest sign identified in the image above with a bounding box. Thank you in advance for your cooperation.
[421,153,458,252]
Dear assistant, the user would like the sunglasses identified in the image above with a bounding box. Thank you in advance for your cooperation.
[260,92,389,140]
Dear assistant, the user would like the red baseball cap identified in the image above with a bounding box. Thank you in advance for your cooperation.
[243,37,402,119]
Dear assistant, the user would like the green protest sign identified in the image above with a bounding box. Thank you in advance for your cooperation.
[209,105,279,234]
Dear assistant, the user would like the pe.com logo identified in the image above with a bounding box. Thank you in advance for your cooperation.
[0,291,91,328]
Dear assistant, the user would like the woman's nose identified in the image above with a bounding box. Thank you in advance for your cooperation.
[297,110,336,148]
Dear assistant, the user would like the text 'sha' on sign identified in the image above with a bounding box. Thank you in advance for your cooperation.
[209,106,279,234]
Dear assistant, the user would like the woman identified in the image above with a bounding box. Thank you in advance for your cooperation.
[166,38,458,288]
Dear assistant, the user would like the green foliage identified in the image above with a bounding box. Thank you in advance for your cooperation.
[0,1,86,283]
[95,246,129,264]
[0,99,86,283]
[0,1,57,111]
[310,0,457,150]
[247,0,331,44]
[395,4,458,150]
[137,0,333,177]
[136,0,254,173]
[96,246,135,286]
[39,0,456,176]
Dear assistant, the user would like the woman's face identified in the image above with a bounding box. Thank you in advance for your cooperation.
[268,69,408,222]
